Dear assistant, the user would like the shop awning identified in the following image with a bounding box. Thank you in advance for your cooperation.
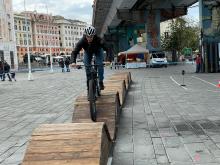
[118,44,149,56]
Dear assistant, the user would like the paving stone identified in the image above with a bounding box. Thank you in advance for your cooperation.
[184,143,216,163]
[166,147,192,162]
[1,66,220,165]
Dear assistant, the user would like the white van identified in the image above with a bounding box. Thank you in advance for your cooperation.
[149,51,168,68]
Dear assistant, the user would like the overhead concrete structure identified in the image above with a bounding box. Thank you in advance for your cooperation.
[93,0,220,73]
[92,0,198,54]
[93,0,197,37]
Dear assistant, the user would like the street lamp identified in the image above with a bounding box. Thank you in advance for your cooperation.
[45,4,53,73]
[24,0,33,80]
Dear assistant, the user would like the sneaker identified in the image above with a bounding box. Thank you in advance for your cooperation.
[99,81,104,90]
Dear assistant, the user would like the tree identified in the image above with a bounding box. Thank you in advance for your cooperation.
[161,17,200,61]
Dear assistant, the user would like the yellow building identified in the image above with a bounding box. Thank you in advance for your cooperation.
[14,13,33,63]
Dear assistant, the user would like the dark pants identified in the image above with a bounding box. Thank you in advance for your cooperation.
[196,63,201,73]
[66,66,70,72]
[83,49,104,82]
[2,72,12,81]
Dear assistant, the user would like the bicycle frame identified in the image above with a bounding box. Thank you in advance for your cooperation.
[85,61,102,122]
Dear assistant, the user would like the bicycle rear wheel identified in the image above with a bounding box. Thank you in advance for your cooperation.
[89,79,97,122]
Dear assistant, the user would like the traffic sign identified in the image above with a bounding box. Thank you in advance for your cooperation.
[183,47,192,56]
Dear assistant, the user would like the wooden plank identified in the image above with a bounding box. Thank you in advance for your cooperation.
[23,158,99,165]
[113,72,132,83]
[73,93,120,141]
[108,76,129,89]
[22,123,112,165]
[109,72,132,89]
[104,80,126,106]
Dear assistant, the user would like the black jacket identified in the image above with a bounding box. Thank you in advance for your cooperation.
[71,35,107,63]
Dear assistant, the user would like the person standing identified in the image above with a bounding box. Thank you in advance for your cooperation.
[195,53,202,73]
[0,61,3,81]
[59,59,65,72]
[65,58,70,72]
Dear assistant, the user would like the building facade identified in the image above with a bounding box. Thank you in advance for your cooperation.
[12,10,88,64]
[14,13,33,63]
[0,0,18,69]
[54,16,87,55]
[26,11,60,56]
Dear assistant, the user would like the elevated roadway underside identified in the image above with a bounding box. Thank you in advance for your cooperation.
[93,0,198,36]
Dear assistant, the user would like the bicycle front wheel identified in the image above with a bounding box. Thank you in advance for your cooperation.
[89,79,97,122]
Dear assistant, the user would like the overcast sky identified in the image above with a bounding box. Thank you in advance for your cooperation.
[13,0,199,24]
[12,0,94,24]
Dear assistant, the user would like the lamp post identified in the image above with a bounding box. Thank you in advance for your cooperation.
[24,0,33,80]
[45,4,53,73]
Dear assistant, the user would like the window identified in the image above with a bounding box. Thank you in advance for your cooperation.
[10,51,15,69]
[164,32,169,38]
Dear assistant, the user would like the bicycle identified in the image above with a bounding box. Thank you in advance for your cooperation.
[86,60,104,122]
[72,57,104,122]
[86,64,100,121]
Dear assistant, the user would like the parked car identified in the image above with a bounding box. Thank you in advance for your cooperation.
[149,51,168,68]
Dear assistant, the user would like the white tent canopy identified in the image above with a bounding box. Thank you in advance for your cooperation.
[54,56,64,59]
[118,44,149,56]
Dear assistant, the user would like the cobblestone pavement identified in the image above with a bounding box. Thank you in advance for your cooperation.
[113,64,220,165]
[1,64,220,165]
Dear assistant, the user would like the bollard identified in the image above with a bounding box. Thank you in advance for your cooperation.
[181,70,186,86]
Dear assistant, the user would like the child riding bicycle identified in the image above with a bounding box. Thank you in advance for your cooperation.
[70,25,108,92]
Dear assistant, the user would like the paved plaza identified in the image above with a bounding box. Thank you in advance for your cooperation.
[1,64,220,165]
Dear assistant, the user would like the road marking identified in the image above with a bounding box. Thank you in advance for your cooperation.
[170,76,188,90]
[192,76,217,87]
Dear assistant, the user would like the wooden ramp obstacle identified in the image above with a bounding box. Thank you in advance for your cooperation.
[108,72,132,90]
[72,92,120,141]
[22,72,132,165]
[104,80,126,106]
[22,123,112,165]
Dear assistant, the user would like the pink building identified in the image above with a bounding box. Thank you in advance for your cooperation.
[24,11,60,56]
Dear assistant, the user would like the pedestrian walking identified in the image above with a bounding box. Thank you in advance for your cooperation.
[0,61,4,81]
[65,58,70,72]
[59,59,65,72]
[195,53,202,73]
[2,61,12,81]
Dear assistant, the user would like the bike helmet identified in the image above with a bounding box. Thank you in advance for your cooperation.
[84,25,96,37]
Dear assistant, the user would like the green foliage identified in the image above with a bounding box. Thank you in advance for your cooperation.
[161,17,200,53]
